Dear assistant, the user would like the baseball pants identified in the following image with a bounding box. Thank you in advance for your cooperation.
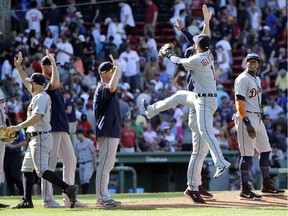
[234,113,271,156]
[21,133,53,177]
[79,162,94,185]
[148,90,229,168]
[187,109,209,189]
[96,137,119,202]
[0,142,5,183]
[41,132,77,202]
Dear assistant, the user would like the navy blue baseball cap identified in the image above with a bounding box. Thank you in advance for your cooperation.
[246,53,260,62]
[193,34,210,50]
[41,56,60,65]
[98,61,114,75]
[25,73,46,85]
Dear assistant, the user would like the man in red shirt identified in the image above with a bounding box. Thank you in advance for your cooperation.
[144,0,158,37]
[120,117,140,152]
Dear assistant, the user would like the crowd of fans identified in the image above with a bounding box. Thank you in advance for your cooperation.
[0,0,287,193]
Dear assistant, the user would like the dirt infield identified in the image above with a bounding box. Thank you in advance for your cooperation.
[112,191,288,210]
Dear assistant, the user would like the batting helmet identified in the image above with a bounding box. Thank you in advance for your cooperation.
[246,53,260,63]
[184,45,196,58]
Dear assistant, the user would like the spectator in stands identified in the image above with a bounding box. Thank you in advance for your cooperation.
[264,99,284,120]
[159,126,176,152]
[25,1,43,38]
[56,34,74,67]
[269,144,283,188]
[143,123,158,151]
[181,112,192,151]
[173,104,184,140]
[263,6,278,37]
[119,44,140,91]
[270,123,287,154]
[120,117,140,153]
[236,2,250,47]
[276,48,287,71]
[130,113,145,151]
[46,4,62,44]
[249,6,261,33]
[275,69,287,94]
[144,57,159,86]
[144,0,158,37]
[104,36,118,61]
[15,0,30,33]
[80,0,100,26]
[118,2,136,36]
[215,45,230,81]
[43,29,54,49]
[64,90,78,148]
[77,113,92,137]
[216,84,229,105]
[219,96,233,123]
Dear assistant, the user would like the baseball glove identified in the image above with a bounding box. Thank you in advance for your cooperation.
[158,43,175,58]
[0,126,18,142]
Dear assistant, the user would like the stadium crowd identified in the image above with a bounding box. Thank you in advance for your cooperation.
[0,0,287,194]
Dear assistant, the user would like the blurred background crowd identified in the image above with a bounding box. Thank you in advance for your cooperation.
[0,0,287,194]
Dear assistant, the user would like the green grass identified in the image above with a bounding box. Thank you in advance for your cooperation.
[0,193,287,216]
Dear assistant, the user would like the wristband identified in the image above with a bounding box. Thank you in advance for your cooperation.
[243,117,251,125]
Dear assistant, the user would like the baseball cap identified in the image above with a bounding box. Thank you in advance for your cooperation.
[246,53,260,62]
[25,73,46,85]
[98,61,114,74]
[193,34,210,50]
[41,56,60,66]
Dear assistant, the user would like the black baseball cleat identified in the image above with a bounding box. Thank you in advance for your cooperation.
[0,203,9,208]
[213,163,231,178]
[261,178,285,196]
[64,185,78,208]
[239,183,262,200]
[11,199,34,209]
[184,188,206,203]
[97,199,121,208]
[198,185,213,198]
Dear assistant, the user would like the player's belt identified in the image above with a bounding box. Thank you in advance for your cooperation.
[247,111,262,115]
[79,160,93,165]
[196,93,217,98]
[28,131,51,137]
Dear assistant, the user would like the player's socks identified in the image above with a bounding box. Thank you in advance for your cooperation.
[259,151,270,179]
[23,172,34,202]
[42,170,69,190]
[239,156,252,184]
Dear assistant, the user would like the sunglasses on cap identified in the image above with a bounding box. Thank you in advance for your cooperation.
[101,67,115,74]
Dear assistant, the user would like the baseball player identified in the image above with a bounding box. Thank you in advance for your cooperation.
[40,50,86,208]
[142,5,231,202]
[75,127,96,194]
[14,50,85,208]
[0,88,10,208]
[7,70,78,208]
[93,55,121,208]
[234,53,285,200]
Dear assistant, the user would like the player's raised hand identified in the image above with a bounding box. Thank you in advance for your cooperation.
[14,51,23,68]
[45,48,56,64]
[202,4,212,23]
[109,54,120,68]
[174,18,184,31]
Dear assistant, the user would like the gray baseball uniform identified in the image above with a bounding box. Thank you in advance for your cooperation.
[0,89,7,187]
[75,137,95,185]
[234,71,271,156]
[145,51,230,169]
[21,92,52,176]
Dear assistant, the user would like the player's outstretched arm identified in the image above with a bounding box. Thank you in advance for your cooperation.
[202,4,212,38]
[175,18,194,45]
[45,49,61,91]
[108,54,120,93]
[14,52,30,90]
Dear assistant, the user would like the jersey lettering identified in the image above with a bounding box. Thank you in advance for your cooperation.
[200,53,214,67]
[249,86,261,98]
